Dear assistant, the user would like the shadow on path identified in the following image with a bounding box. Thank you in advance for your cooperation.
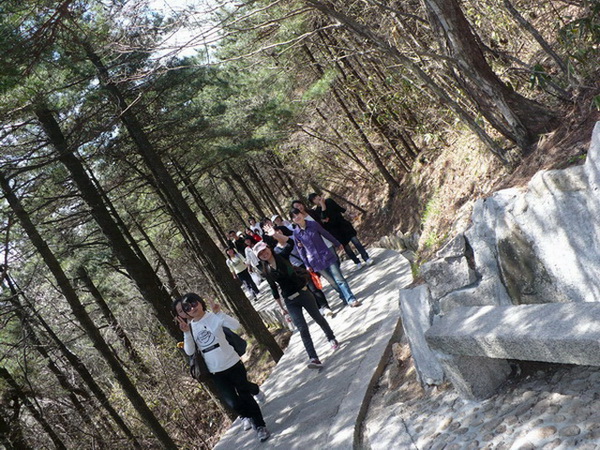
[215,248,413,449]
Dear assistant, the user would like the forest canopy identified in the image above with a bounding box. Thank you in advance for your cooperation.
[1,0,598,447]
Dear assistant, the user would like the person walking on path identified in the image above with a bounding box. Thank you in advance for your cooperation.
[173,294,270,442]
[308,193,373,269]
[263,223,334,318]
[248,217,263,236]
[254,241,339,369]
[243,236,264,285]
[228,230,248,254]
[290,208,361,308]
[225,247,260,300]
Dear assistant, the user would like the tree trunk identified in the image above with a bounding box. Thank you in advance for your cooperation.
[423,0,558,149]
[303,0,512,164]
[0,368,67,450]
[34,107,180,341]
[317,32,414,171]
[81,43,283,362]
[127,213,182,298]
[76,266,149,370]
[222,175,255,223]
[3,273,137,446]
[226,163,268,219]
[270,152,305,201]
[5,293,107,442]
[172,159,228,248]
[246,162,282,216]
[0,172,177,449]
[303,44,401,191]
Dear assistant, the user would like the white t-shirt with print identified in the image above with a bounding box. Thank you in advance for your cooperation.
[183,311,241,373]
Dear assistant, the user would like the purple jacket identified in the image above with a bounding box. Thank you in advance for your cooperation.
[293,220,341,272]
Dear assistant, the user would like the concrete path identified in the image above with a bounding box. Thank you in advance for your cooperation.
[214,248,413,449]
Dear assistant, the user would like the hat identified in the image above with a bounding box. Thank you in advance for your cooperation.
[270,214,281,223]
[252,241,269,257]
[236,231,243,237]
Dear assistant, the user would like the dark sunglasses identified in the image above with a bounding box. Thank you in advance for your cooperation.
[182,299,198,313]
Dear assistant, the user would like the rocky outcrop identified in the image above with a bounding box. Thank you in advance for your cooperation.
[400,121,600,388]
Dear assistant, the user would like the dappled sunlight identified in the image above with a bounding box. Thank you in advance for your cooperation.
[214,248,411,449]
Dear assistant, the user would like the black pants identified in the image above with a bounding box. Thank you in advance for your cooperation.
[286,290,335,360]
[237,269,259,295]
[211,361,265,427]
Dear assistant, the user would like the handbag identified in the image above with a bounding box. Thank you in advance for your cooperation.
[309,271,323,290]
[188,324,210,381]
[224,327,247,356]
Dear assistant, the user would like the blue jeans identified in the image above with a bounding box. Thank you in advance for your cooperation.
[211,361,265,427]
[286,289,335,360]
[344,236,370,264]
[321,263,356,305]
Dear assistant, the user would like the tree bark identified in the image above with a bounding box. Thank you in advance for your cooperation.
[422,0,558,150]
[76,266,149,370]
[81,43,283,362]
[0,368,67,450]
[34,107,180,341]
[0,172,177,449]
[303,44,401,191]
[3,273,138,446]
[226,163,268,219]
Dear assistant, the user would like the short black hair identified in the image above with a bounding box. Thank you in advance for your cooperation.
[248,217,256,222]
[291,199,304,207]
[307,193,319,203]
[176,293,206,314]
[289,207,302,220]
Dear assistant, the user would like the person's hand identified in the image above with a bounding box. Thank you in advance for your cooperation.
[263,223,275,236]
[337,245,344,252]
[175,316,190,332]
[210,300,221,314]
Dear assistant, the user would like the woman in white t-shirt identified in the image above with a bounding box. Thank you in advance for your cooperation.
[173,293,270,442]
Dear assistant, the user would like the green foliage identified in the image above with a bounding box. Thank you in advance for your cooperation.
[302,68,338,101]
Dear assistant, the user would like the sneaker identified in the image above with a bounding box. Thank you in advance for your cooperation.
[330,339,339,350]
[323,307,335,318]
[307,358,323,369]
[366,258,374,266]
[256,426,271,442]
[254,390,266,403]
[355,262,363,270]
[349,300,362,307]
[242,417,253,431]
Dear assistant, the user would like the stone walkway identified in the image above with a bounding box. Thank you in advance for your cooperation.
[215,247,413,450]
[216,246,600,449]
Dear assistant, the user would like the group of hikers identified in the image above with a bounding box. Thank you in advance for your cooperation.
[172,193,373,443]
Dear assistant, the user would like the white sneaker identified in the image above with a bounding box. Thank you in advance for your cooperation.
[323,307,334,318]
[242,417,253,431]
[366,258,374,266]
[355,262,363,270]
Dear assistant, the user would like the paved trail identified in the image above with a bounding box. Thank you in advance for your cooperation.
[215,248,412,449]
